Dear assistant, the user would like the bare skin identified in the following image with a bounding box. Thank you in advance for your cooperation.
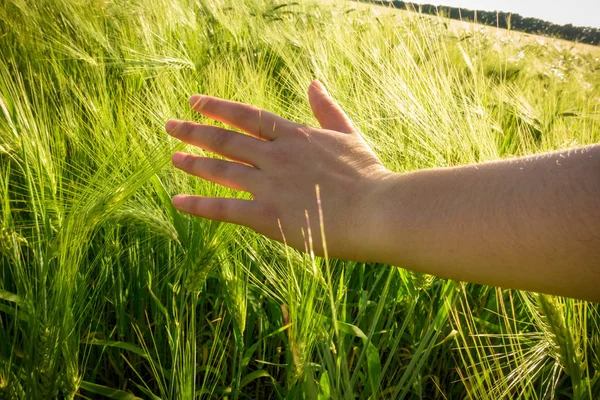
[166,81,600,303]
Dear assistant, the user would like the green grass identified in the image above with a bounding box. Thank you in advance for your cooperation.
[1,0,599,398]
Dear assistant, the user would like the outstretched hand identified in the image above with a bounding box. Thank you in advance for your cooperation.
[166,81,600,301]
[166,81,392,260]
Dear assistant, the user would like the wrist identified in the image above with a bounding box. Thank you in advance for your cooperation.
[356,169,408,264]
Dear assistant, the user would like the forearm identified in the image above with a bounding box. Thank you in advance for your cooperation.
[367,144,600,302]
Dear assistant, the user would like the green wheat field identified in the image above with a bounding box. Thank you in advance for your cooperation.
[1,0,599,398]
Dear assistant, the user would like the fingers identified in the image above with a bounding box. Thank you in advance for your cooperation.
[308,80,355,134]
[171,195,267,228]
[166,120,265,166]
[189,95,300,140]
[171,152,261,192]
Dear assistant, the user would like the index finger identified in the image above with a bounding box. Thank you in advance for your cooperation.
[189,95,300,140]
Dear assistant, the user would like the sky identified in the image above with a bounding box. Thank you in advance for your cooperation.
[407,0,600,28]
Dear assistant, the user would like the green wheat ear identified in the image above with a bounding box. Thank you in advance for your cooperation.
[536,294,585,395]
[58,346,80,400]
[34,326,59,399]
[0,366,25,400]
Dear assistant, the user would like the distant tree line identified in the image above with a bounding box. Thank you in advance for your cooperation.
[359,1,600,46]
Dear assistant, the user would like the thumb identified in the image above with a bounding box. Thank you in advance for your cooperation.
[308,80,355,134]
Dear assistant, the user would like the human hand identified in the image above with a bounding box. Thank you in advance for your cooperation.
[165,81,393,260]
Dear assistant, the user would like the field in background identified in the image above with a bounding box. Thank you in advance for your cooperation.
[350,0,600,54]
[1,0,599,398]
[356,0,600,47]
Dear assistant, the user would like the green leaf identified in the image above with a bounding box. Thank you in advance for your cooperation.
[81,339,150,359]
[317,370,331,400]
[0,289,27,309]
[131,382,162,400]
[240,370,276,389]
[0,303,28,321]
[331,319,381,393]
[80,381,143,400]
[365,340,382,394]
[336,320,368,341]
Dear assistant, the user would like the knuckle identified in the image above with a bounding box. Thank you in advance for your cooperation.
[240,105,259,121]
[211,159,229,178]
[179,154,194,169]
[209,128,232,151]
[322,105,338,117]
[174,121,193,138]
[193,96,213,112]
[292,125,311,139]
[189,156,206,173]
[187,123,205,141]
[188,198,203,216]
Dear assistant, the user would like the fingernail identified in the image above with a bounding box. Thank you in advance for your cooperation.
[171,152,186,166]
[165,119,182,134]
[189,95,203,109]
[172,194,186,208]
